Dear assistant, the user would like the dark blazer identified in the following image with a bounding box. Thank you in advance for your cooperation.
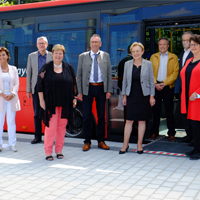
[174,49,193,94]
[77,50,112,95]
[122,59,155,96]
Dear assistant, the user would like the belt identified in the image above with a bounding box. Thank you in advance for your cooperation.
[156,81,163,84]
[4,89,10,92]
[89,82,103,86]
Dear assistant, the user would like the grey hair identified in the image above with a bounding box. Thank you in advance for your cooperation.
[182,31,193,37]
[90,34,101,43]
[37,36,48,44]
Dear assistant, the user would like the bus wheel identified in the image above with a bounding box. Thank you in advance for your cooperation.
[65,104,83,138]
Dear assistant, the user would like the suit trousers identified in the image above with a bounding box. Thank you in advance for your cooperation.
[32,91,42,140]
[153,86,176,136]
[83,85,106,144]
[44,107,68,155]
[0,99,16,146]
[190,120,200,153]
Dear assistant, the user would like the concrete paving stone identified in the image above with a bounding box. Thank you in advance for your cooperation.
[180,176,194,183]
[16,192,34,198]
[155,186,171,195]
[86,186,101,192]
[146,184,160,189]
[188,184,200,190]
[139,188,156,196]
[150,193,166,199]
[87,196,103,200]
[134,180,150,187]
[131,194,150,200]
[134,170,149,176]
[43,195,61,200]
[0,193,15,199]
[172,185,187,192]
[75,191,94,199]
[179,197,194,200]
[122,189,139,197]
[67,188,83,195]
[58,194,75,200]
[182,189,199,197]
[102,194,119,200]
[165,191,182,199]
[162,181,177,188]
[111,189,124,195]
[117,197,132,200]
[115,175,130,181]
[95,189,111,196]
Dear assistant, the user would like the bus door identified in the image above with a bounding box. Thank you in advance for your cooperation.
[145,23,200,131]
[106,21,144,142]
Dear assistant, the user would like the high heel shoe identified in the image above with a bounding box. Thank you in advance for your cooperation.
[137,150,143,154]
[119,146,129,154]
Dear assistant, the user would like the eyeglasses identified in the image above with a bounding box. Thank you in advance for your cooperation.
[38,43,47,45]
[190,43,199,47]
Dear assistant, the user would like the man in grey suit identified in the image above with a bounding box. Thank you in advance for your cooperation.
[77,34,112,151]
[26,36,52,144]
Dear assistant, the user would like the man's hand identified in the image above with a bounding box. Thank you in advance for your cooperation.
[155,83,165,91]
[78,94,83,101]
[27,92,32,99]
[106,92,111,99]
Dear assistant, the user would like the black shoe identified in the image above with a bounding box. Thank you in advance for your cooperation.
[189,153,200,160]
[31,138,42,144]
[137,150,143,154]
[119,146,129,154]
[185,149,194,157]
[178,136,192,143]
[188,141,194,146]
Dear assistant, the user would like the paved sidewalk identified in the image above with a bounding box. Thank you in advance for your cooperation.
[1,132,200,200]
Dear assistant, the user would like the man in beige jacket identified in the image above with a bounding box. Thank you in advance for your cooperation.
[150,37,179,141]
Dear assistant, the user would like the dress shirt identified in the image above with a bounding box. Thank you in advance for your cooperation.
[157,51,168,82]
[89,50,103,83]
[182,48,191,67]
[38,51,47,73]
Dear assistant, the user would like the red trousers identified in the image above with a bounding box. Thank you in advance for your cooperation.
[44,107,68,155]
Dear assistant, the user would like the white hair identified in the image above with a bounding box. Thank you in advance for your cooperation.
[37,36,48,44]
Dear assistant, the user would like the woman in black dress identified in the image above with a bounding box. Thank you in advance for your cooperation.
[120,42,155,154]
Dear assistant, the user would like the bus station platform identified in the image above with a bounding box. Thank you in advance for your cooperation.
[1,131,200,200]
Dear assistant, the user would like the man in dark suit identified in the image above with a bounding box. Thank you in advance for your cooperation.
[176,31,194,143]
[77,34,112,151]
[117,45,132,123]
[26,36,52,144]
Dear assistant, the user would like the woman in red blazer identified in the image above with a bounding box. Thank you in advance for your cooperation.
[180,34,200,160]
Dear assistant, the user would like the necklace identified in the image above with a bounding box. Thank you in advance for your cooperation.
[54,63,62,69]
[1,67,9,72]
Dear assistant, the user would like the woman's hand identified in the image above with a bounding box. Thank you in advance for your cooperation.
[40,99,46,110]
[190,92,198,101]
[0,93,8,100]
[149,96,156,107]
[122,95,127,106]
[73,98,77,108]
[5,94,14,101]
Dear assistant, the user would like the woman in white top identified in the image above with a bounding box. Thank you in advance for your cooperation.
[0,47,21,152]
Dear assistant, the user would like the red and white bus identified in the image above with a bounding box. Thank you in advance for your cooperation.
[1,0,200,141]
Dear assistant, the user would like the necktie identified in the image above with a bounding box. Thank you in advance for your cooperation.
[93,54,98,82]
